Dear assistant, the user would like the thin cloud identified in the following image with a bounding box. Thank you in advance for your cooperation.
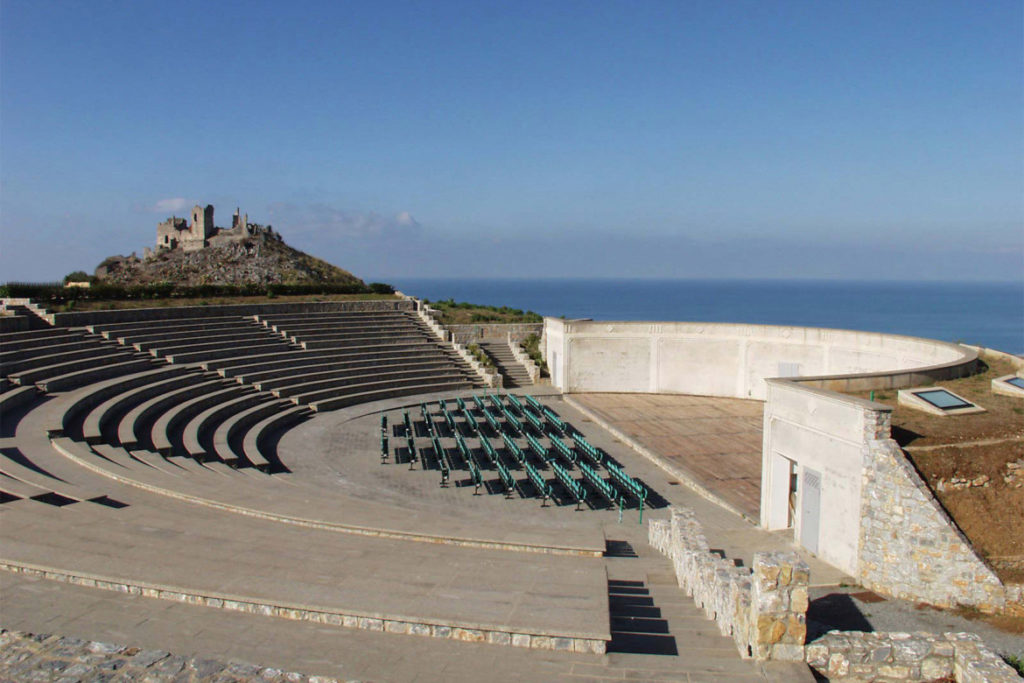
[151,197,196,214]
[267,203,424,239]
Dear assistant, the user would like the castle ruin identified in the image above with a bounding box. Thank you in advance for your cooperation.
[151,204,277,257]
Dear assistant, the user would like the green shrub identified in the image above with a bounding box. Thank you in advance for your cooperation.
[521,333,549,376]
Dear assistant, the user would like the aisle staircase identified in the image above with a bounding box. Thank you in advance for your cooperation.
[477,340,532,388]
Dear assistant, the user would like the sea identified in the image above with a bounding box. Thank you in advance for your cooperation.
[389,279,1024,356]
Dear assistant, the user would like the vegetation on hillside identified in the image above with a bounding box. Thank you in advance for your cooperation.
[425,298,543,325]
[520,333,549,376]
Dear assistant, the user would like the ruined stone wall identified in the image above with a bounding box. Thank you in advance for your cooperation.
[858,438,1008,612]
[649,507,809,661]
[805,631,1020,682]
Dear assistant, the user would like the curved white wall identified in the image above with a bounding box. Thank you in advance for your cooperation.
[544,319,974,400]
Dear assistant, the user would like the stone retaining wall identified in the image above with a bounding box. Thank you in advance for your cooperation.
[649,507,809,660]
[858,439,1008,612]
[805,631,1020,682]
[446,323,543,344]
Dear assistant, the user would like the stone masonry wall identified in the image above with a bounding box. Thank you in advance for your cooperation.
[649,507,809,661]
[805,631,1020,682]
[858,438,1007,612]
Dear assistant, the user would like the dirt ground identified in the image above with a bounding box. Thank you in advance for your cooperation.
[852,354,1024,583]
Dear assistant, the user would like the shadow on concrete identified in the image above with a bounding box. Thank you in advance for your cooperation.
[1,446,68,482]
[607,579,678,655]
[0,394,51,438]
[806,592,875,641]
[604,540,639,558]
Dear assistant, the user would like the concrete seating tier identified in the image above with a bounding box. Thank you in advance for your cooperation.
[129,329,272,352]
[150,385,252,457]
[251,357,463,392]
[300,335,431,350]
[0,328,73,345]
[6,348,143,386]
[285,327,430,342]
[182,392,271,462]
[0,448,107,504]
[0,330,86,356]
[271,365,474,400]
[84,371,207,445]
[147,335,290,358]
[1,344,144,377]
[207,344,443,375]
[267,320,418,335]
[105,320,264,342]
[163,340,296,364]
[37,357,163,393]
[269,314,417,327]
[86,315,251,335]
[117,378,227,450]
[0,385,42,414]
[228,349,453,385]
[212,398,291,468]
[60,366,195,438]
[242,405,311,470]
[308,380,475,412]
[0,339,99,365]
[255,311,409,325]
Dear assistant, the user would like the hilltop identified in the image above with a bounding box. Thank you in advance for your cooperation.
[95,233,363,288]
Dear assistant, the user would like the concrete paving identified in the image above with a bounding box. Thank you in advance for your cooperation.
[569,393,764,519]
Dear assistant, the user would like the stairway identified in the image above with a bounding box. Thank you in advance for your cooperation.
[478,339,532,388]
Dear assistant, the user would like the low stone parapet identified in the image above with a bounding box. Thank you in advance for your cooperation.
[805,631,1020,682]
[650,507,809,661]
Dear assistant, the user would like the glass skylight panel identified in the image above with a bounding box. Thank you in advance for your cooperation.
[914,389,973,410]
[1006,377,1024,389]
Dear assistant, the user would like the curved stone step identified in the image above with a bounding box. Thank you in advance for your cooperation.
[150,385,251,456]
[117,379,227,450]
[241,405,311,470]
[283,369,471,402]
[255,360,461,393]
[212,398,289,467]
[35,358,160,393]
[182,392,268,462]
[309,379,475,412]
[84,371,205,445]
[62,365,193,439]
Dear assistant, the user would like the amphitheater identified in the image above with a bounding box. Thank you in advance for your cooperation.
[0,296,1020,682]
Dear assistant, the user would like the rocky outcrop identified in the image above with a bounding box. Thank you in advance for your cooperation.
[95,235,362,288]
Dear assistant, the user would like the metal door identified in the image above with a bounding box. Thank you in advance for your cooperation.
[800,467,821,554]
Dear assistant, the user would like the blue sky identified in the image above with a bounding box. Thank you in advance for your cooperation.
[1,0,1021,282]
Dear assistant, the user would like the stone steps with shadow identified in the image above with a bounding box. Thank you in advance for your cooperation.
[607,578,680,655]
[477,340,532,388]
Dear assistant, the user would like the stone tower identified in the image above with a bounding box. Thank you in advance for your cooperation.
[184,204,214,251]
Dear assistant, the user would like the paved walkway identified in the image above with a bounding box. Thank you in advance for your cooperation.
[570,393,764,519]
